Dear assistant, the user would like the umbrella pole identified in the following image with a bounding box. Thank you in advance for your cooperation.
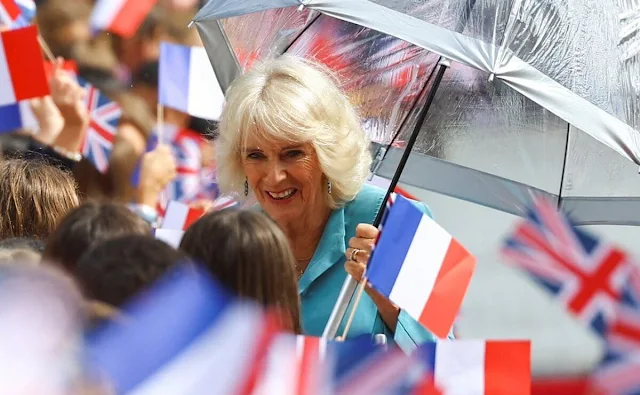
[322,57,451,339]
[557,124,571,210]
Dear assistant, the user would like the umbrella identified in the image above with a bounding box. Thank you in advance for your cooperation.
[191,0,640,340]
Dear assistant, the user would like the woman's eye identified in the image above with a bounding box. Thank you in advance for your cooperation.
[284,150,304,158]
[247,152,264,159]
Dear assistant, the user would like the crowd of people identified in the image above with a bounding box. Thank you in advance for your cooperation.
[0,0,450,392]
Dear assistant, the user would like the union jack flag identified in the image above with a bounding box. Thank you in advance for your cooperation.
[501,196,632,336]
[607,278,640,354]
[590,351,640,395]
[163,126,203,204]
[79,78,121,173]
[0,0,35,29]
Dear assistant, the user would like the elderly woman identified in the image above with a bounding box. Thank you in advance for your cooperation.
[216,55,437,351]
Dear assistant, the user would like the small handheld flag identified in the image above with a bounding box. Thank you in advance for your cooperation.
[89,0,157,38]
[161,201,205,231]
[78,78,121,173]
[159,42,224,121]
[0,26,49,106]
[366,195,476,338]
[417,340,531,395]
[502,196,631,336]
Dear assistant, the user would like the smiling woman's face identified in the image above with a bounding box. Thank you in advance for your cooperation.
[241,134,326,226]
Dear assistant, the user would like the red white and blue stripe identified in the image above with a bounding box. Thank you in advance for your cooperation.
[90,0,156,38]
[159,42,224,121]
[0,0,35,29]
[0,100,36,133]
[165,126,203,204]
[416,340,531,395]
[79,78,121,173]
[502,196,632,336]
[85,264,279,394]
[366,194,476,339]
[0,26,48,106]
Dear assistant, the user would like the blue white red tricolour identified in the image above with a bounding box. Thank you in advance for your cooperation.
[0,100,36,133]
[79,78,121,173]
[159,42,224,120]
[416,340,531,395]
[90,0,156,38]
[502,196,632,336]
[0,0,35,29]
[366,194,475,339]
[161,201,205,231]
[0,26,48,107]
[85,264,280,394]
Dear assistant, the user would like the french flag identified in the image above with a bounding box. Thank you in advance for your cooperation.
[0,100,36,133]
[417,340,531,395]
[161,200,205,231]
[85,264,280,394]
[90,0,156,38]
[254,335,331,395]
[0,26,49,107]
[0,0,34,29]
[153,228,184,249]
[159,42,224,121]
[366,194,476,339]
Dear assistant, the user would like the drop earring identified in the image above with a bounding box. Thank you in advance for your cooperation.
[327,180,332,194]
[244,178,249,197]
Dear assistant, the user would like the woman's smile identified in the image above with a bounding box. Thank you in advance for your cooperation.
[266,188,297,200]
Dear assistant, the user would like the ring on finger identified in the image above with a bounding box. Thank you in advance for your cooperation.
[350,248,360,262]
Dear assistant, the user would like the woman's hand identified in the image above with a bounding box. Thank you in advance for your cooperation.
[345,223,377,282]
[29,96,64,145]
[345,223,400,332]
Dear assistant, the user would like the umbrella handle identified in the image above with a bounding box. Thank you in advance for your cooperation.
[322,59,451,340]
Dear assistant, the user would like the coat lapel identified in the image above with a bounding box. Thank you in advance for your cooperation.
[298,206,346,294]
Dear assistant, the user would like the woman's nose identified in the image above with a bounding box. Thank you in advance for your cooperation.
[265,161,287,184]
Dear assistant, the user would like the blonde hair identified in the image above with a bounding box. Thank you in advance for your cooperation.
[216,55,372,209]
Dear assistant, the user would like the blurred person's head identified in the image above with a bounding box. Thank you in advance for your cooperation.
[179,209,302,333]
[43,201,151,273]
[36,0,92,58]
[76,235,187,307]
[0,262,85,393]
[0,159,79,240]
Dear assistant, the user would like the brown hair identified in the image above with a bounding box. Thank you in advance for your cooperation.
[180,209,302,333]
[43,201,151,272]
[0,159,79,240]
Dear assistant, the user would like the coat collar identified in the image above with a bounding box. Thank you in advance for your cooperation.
[254,204,347,294]
[298,205,346,294]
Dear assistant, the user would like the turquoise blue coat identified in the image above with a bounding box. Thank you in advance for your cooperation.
[298,183,439,352]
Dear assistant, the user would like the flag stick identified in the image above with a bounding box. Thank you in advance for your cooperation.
[37,34,55,62]
[157,103,164,145]
[337,277,368,340]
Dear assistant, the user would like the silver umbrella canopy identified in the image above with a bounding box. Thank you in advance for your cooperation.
[192,0,640,226]
[191,0,640,375]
